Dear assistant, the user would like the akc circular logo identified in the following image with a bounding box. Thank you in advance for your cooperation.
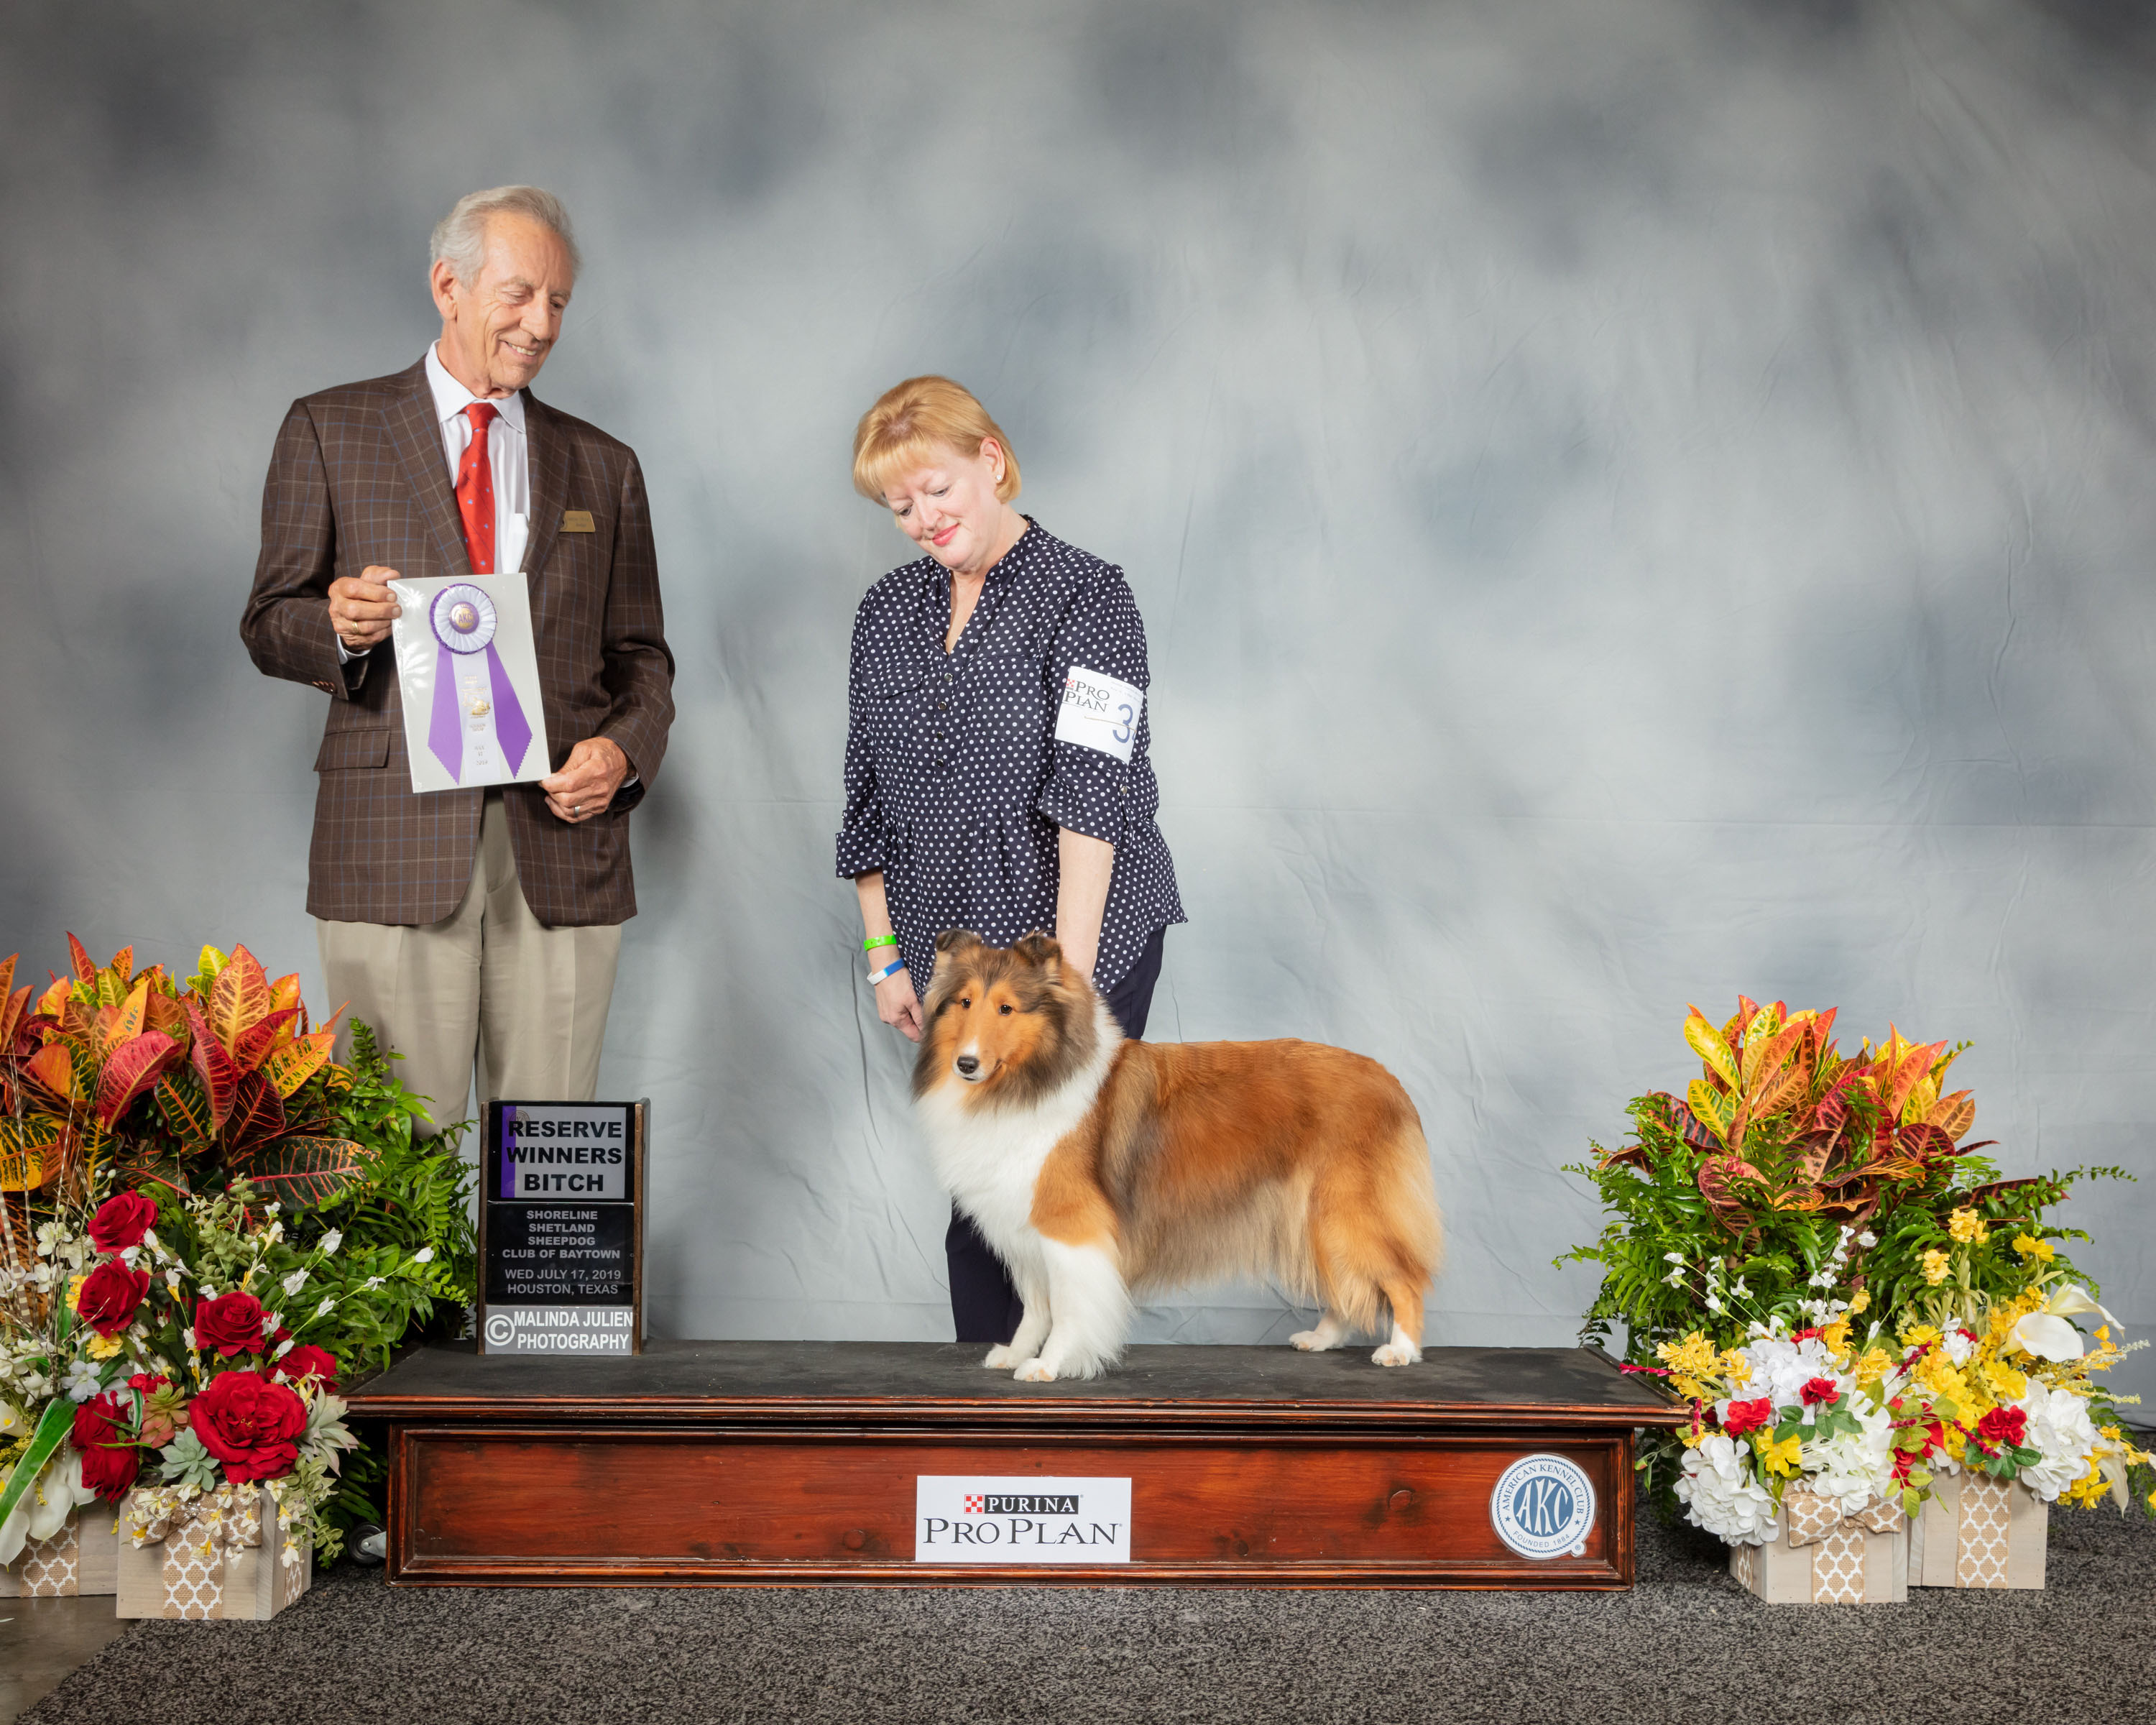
[1489,1453,1595,1559]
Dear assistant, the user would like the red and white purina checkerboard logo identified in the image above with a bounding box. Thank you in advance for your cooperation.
[964,1494,985,1514]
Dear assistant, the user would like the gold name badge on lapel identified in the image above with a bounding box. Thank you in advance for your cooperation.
[561,510,596,533]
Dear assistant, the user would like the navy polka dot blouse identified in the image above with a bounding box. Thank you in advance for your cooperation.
[836,520,1185,996]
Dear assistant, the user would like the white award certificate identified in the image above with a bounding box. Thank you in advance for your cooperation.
[388,574,551,795]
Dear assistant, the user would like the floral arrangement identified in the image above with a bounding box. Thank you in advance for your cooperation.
[2,938,477,1565]
[1561,997,2155,1547]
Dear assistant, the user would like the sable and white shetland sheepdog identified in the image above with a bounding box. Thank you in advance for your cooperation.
[913,930,1442,1383]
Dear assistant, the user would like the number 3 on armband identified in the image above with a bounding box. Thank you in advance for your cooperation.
[1112,702,1134,745]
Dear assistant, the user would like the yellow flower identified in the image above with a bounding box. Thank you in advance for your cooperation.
[1949,1208,1989,1245]
[68,1273,88,1308]
[86,1334,124,1360]
[1848,1288,1871,1315]
[1854,1347,1893,1387]
[1821,1317,1853,1357]
[1717,1349,1751,1384]
[2012,1233,2055,1262]
[1983,1360,2028,1402]
[1656,1332,1719,1379]
[1917,1354,1966,1401]
[1922,1249,1951,1286]
[1756,1432,1804,1477]
[2096,1326,2111,1343]
[1904,1323,1943,1348]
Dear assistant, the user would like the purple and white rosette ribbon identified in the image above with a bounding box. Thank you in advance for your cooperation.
[427,584,533,782]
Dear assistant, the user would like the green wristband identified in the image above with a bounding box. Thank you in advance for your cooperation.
[862,934,898,953]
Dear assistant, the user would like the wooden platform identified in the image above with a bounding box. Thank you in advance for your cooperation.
[348,1340,1682,1588]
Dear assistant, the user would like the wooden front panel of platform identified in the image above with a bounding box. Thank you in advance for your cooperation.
[389,1426,1633,1587]
[354,1342,1679,1590]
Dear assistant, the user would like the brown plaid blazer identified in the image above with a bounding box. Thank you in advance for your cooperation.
[241,357,675,928]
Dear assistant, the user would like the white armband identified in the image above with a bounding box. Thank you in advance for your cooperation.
[1054,665,1144,764]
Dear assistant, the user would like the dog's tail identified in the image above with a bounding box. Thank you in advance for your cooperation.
[1308,1108,1442,1340]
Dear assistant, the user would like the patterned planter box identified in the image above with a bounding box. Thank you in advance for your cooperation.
[116,1483,313,1621]
[1728,1490,1909,1604]
[1909,1472,2047,1589]
[0,1501,119,1597]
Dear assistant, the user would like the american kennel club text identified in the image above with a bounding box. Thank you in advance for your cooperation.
[914,1476,1133,1564]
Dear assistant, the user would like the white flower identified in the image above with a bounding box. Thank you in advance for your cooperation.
[120,1245,141,1268]
[315,1297,335,1317]
[274,1338,295,1360]
[182,1328,196,1350]
[1738,1334,1841,1412]
[1731,1278,1749,1298]
[1942,1328,1977,1366]
[1664,1252,1686,1264]
[1674,1434,1782,1545]
[361,1276,385,1292]
[282,1270,309,1297]
[1857,1230,1877,1248]
[63,1360,103,1403]
[164,1268,183,1291]
[2017,1382,2101,1501]
[320,1230,343,1256]
[1664,1269,1686,1287]
[264,1201,281,1215]
[413,1246,435,1265]
[2008,1286,2119,1363]
[1704,1295,1723,1315]
[1800,1403,1895,1514]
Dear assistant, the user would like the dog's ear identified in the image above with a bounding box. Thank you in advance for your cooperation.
[1013,932,1063,980]
[928,929,984,995]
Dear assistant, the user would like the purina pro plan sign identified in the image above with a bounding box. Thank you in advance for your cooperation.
[915,1476,1133,1563]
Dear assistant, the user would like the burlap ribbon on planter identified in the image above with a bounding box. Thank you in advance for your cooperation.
[1784,1487,1905,1603]
[123,1484,262,1619]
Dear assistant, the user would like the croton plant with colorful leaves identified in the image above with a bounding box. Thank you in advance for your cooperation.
[1561,998,2154,1546]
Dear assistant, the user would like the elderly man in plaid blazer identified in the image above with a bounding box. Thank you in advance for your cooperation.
[241,185,675,1131]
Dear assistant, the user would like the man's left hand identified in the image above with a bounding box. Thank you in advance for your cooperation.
[541,737,632,824]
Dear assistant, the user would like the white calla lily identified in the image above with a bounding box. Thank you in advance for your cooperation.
[0,1399,24,1438]
[2007,1285,2120,1362]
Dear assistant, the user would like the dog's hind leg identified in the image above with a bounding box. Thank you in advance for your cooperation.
[1015,1239,1130,1382]
[1371,1276,1427,1367]
[985,1269,1052,1369]
[1289,1310,1353,1352]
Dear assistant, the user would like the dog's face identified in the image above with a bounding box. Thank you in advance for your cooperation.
[912,930,1099,1106]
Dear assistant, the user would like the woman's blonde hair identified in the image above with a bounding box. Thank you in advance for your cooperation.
[852,376,1021,504]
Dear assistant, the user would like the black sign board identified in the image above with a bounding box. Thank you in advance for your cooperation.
[477,1099,648,1356]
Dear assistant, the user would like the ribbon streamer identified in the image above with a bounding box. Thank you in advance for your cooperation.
[425,584,533,782]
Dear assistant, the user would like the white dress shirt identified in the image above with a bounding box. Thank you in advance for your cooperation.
[338,346,529,663]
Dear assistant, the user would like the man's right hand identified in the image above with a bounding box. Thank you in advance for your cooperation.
[328,566,403,652]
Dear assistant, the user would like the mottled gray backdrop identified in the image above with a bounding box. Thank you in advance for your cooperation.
[3,0,2152,1402]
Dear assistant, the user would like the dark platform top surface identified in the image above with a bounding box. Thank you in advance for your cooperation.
[349,1339,1678,1417]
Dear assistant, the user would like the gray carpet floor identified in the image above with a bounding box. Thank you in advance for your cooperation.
[22,1503,2155,1725]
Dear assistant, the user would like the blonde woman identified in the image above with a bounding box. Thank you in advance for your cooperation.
[837,375,1184,1345]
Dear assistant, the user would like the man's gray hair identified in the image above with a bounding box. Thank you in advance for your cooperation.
[430,185,581,284]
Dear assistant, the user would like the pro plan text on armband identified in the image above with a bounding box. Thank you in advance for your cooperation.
[1054,666,1143,765]
[913,1476,1133,1564]
[497,1104,632,1200]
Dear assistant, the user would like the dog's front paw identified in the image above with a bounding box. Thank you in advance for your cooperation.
[1014,1356,1059,1383]
[1370,1342,1423,1367]
[1289,1328,1335,1352]
[982,1345,1018,1368]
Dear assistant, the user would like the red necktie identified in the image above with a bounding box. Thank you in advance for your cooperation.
[455,400,501,574]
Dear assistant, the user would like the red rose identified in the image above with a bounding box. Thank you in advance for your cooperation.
[193,1291,268,1358]
[1800,1377,1841,1408]
[1722,1397,1775,1437]
[87,1190,159,1255]
[71,1391,141,1501]
[188,1370,307,1484]
[276,1346,339,1391]
[1977,1405,2028,1448]
[75,1261,150,1336]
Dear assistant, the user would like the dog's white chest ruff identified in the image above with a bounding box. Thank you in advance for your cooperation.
[914,1036,1113,1272]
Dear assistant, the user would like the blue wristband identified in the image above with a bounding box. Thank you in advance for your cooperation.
[866,958,906,986]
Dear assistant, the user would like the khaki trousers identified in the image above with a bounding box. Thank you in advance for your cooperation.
[317,791,622,1133]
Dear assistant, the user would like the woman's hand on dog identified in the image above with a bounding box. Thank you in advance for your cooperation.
[875,970,924,1041]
